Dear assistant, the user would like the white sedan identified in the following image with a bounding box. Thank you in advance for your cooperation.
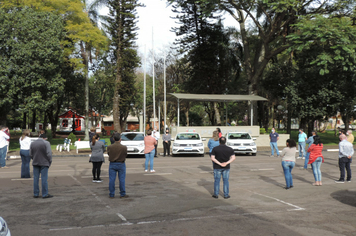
[226,132,257,156]
[172,132,205,156]
[120,132,145,155]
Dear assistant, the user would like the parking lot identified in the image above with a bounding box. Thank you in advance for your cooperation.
[1,150,356,236]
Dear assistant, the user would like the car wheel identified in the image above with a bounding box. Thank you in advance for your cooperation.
[251,153,257,156]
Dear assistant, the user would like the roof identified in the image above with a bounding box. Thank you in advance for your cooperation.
[168,93,267,102]
[58,109,85,119]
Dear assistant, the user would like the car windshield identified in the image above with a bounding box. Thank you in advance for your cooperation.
[176,133,200,140]
[121,133,144,141]
[228,133,251,139]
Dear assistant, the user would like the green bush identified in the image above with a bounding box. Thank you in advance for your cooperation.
[68,132,77,144]
[260,128,266,134]
[266,128,272,134]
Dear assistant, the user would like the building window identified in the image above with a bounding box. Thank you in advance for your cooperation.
[62,119,68,128]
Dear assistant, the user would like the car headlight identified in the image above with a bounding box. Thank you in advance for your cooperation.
[138,143,144,147]
[227,142,233,146]
[251,142,256,146]
[0,217,10,236]
[197,143,203,146]
[173,143,179,147]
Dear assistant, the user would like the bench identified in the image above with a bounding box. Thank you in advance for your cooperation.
[74,141,91,154]
[56,138,71,152]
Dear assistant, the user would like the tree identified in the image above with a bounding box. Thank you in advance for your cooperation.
[106,0,142,132]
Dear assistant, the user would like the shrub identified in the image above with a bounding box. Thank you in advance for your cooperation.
[68,132,77,144]
[260,128,266,134]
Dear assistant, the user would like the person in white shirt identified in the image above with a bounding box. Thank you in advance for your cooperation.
[0,126,10,168]
[152,128,160,157]
[20,129,32,178]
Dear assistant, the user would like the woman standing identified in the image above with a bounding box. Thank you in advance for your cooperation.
[280,139,297,189]
[162,128,171,157]
[89,134,105,182]
[216,128,222,138]
[19,129,31,178]
[208,131,220,156]
[144,130,157,172]
[307,136,324,186]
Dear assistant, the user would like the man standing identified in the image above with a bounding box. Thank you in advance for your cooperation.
[152,128,160,157]
[30,133,53,198]
[211,137,236,199]
[347,130,354,144]
[107,133,128,198]
[269,128,280,157]
[0,126,10,168]
[335,134,354,183]
[303,131,317,169]
[297,129,307,159]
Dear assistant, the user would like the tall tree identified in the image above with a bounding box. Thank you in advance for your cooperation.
[107,0,142,132]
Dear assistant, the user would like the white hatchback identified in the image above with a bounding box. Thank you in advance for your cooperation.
[172,132,205,156]
[226,132,257,156]
[120,132,145,155]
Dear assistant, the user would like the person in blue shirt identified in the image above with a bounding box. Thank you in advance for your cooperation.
[297,129,307,159]
[208,131,220,156]
[303,130,317,169]
[269,128,280,157]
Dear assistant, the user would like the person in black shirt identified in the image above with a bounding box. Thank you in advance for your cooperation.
[210,137,236,199]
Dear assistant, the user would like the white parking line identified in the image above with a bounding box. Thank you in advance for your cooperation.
[250,168,275,171]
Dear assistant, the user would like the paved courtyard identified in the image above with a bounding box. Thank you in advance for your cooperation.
[0,150,355,236]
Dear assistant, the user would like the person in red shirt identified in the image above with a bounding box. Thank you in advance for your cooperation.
[308,136,324,186]
[216,128,222,138]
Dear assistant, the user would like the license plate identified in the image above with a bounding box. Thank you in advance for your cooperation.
[127,148,134,151]
[184,147,192,150]
[238,147,246,150]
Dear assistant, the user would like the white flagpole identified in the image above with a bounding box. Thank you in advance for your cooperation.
[143,45,146,133]
[164,53,166,130]
[152,27,156,130]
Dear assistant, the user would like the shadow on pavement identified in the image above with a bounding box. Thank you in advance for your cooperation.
[331,190,356,207]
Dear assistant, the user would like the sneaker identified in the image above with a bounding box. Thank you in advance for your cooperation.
[347,180,351,183]
[335,180,345,183]
[96,179,103,183]
[150,170,155,173]
[92,179,97,183]
[1,166,9,169]
[270,155,274,157]
[144,170,148,172]
[120,195,129,199]
[42,194,53,198]
[302,157,305,159]
[297,157,302,159]
[212,195,218,199]
[224,195,230,199]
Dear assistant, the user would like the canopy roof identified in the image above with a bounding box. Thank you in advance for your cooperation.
[168,93,267,102]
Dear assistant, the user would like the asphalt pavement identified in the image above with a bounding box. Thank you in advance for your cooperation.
[0,150,355,236]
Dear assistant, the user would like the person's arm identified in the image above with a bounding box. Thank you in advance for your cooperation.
[211,154,223,166]
[46,141,52,166]
[277,134,279,141]
[280,148,286,157]
[2,131,9,140]
[307,144,314,153]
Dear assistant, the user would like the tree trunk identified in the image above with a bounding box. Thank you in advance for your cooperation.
[214,102,221,126]
[31,110,36,132]
[286,101,291,135]
[22,112,27,129]
[307,119,314,137]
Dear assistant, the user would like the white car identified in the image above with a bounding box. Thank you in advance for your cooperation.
[172,132,205,156]
[120,132,145,155]
[0,217,11,236]
[226,132,257,156]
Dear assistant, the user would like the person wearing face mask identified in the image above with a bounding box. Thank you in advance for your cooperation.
[269,128,280,157]
[297,129,307,159]
[162,128,171,157]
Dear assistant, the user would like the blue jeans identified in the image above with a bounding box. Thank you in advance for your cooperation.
[0,146,7,167]
[281,161,295,188]
[298,142,306,157]
[20,149,31,178]
[33,165,49,197]
[311,157,322,182]
[270,142,279,156]
[213,169,230,197]
[109,162,126,197]
[304,152,310,169]
[145,149,155,170]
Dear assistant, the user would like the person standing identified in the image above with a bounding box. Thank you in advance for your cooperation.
[107,133,128,198]
[90,134,105,183]
[4,126,10,160]
[162,128,171,157]
[347,130,354,144]
[30,134,53,198]
[216,128,222,138]
[208,131,220,156]
[303,131,317,169]
[152,128,160,157]
[335,134,354,183]
[308,136,324,186]
[89,127,96,144]
[0,126,10,168]
[210,137,236,199]
[297,129,307,159]
[20,129,32,178]
[144,130,157,172]
[269,128,280,157]
[280,139,297,189]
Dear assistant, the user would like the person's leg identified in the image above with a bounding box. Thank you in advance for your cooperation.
[97,162,103,180]
[213,169,222,196]
[304,152,310,169]
[118,163,126,197]
[301,142,306,157]
[20,150,26,178]
[270,142,274,156]
[274,142,280,156]
[281,161,291,188]
[222,169,230,197]
[92,162,97,180]
[109,163,117,197]
[346,159,351,181]
[144,153,149,171]
[315,157,322,182]
[24,150,31,178]
[311,161,318,183]
[40,166,49,197]
[339,159,345,181]
[0,146,6,167]
[298,143,302,157]
[33,166,40,197]
[163,142,168,156]
[289,162,295,187]
[154,144,158,157]
[149,149,155,171]
[167,142,171,156]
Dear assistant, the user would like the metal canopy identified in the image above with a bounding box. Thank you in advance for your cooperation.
[168,93,268,102]
[166,93,268,127]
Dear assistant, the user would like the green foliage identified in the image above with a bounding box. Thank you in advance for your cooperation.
[68,132,77,144]
[260,128,266,134]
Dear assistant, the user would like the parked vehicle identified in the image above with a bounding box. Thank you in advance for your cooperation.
[226,132,257,156]
[172,132,205,156]
[120,132,145,155]
[0,217,11,236]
